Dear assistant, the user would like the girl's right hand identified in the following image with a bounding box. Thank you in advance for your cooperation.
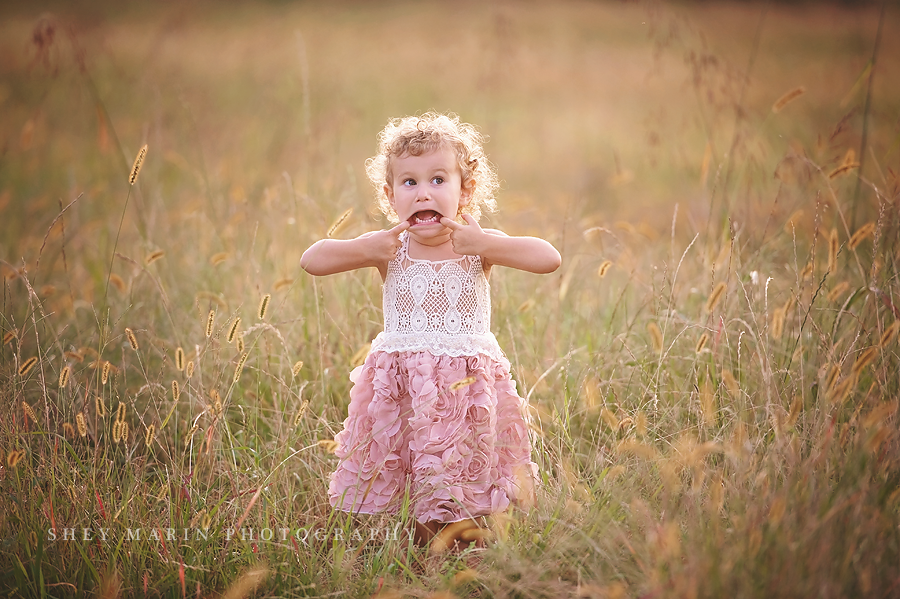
[362,221,409,263]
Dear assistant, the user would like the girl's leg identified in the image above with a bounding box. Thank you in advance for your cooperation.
[413,520,441,547]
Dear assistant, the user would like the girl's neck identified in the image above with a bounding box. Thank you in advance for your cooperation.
[406,234,459,261]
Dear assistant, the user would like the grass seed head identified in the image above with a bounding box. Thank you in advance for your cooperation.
[706,282,727,313]
[783,209,804,234]
[771,307,785,340]
[185,423,200,449]
[291,360,304,377]
[7,450,25,468]
[318,439,339,453]
[18,356,38,376]
[120,421,129,443]
[772,86,806,113]
[635,410,648,436]
[852,347,879,375]
[59,365,70,388]
[144,250,165,266]
[210,252,229,266]
[102,361,111,384]
[257,294,271,320]
[880,321,900,348]
[175,347,185,371]
[829,375,855,405]
[825,363,841,390]
[113,420,122,443]
[449,376,477,391]
[327,208,353,238]
[116,401,126,424]
[827,281,850,303]
[274,277,294,291]
[827,228,839,272]
[828,163,860,180]
[598,260,613,278]
[782,294,796,314]
[293,400,310,426]
[699,381,716,427]
[600,407,619,431]
[227,318,241,343]
[62,422,75,438]
[722,370,739,396]
[125,328,138,350]
[109,273,126,293]
[22,402,38,424]
[205,310,216,338]
[848,222,875,250]
[787,395,802,428]
[172,380,180,402]
[129,144,148,185]
[233,352,248,383]
[647,322,663,353]
[695,332,709,354]
[186,361,195,378]
[3,330,16,345]
[800,262,814,280]
[145,424,156,447]
[95,395,106,417]
[236,335,244,353]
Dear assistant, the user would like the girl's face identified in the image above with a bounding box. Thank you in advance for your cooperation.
[384,147,472,246]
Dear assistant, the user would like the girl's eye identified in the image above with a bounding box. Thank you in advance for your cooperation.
[402,179,416,186]
[432,177,444,184]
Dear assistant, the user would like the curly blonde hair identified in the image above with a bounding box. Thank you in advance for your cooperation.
[365,112,499,222]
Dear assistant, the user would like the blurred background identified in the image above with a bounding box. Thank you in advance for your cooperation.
[2,0,896,255]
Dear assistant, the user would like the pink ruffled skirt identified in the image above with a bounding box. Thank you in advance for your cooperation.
[328,351,538,523]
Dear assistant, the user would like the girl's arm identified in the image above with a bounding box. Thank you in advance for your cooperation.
[301,222,409,277]
[440,215,561,274]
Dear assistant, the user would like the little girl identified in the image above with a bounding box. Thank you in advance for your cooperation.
[301,112,560,548]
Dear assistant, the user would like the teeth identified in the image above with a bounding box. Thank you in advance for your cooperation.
[414,213,439,224]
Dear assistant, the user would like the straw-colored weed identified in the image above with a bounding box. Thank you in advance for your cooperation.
[76,413,87,437]
[129,144,148,185]
[125,328,139,350]
[772,86,805,113]
[205,310,216,338]
[647,322,663,353]
[18,356,38,376]
[848,222,875,250]
[706,282,727,313]
[258,294,271,320]
[327,208,353,238]
[58,366,70,388]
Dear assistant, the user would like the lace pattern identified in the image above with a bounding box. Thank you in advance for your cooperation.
[369,233,504,360]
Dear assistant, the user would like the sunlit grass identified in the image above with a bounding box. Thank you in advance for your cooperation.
[2,1,899,597]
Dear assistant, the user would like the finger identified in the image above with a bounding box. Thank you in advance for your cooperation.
[460,213,480,228]
[389,221,410,235]
[439,217,463,230]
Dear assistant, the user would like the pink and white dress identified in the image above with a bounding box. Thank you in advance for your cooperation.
[328,232,538,523]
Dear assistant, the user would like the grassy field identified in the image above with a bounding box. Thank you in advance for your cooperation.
[2,1,900,597]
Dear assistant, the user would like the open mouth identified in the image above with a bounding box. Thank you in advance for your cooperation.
[409,210,442,226]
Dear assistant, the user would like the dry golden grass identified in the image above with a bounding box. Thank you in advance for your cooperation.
[1,2,899,597]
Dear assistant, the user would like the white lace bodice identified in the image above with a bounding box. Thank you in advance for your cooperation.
[369,233,504,360]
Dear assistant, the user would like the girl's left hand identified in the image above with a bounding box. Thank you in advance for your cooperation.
[440,214,487,256]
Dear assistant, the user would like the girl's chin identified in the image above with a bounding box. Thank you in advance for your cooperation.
[408,227,450,242]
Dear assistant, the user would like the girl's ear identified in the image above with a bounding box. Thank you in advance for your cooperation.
[384,184,394,208]
[459,178,475,207]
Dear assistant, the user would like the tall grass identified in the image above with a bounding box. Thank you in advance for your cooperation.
[2,1,899,597]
